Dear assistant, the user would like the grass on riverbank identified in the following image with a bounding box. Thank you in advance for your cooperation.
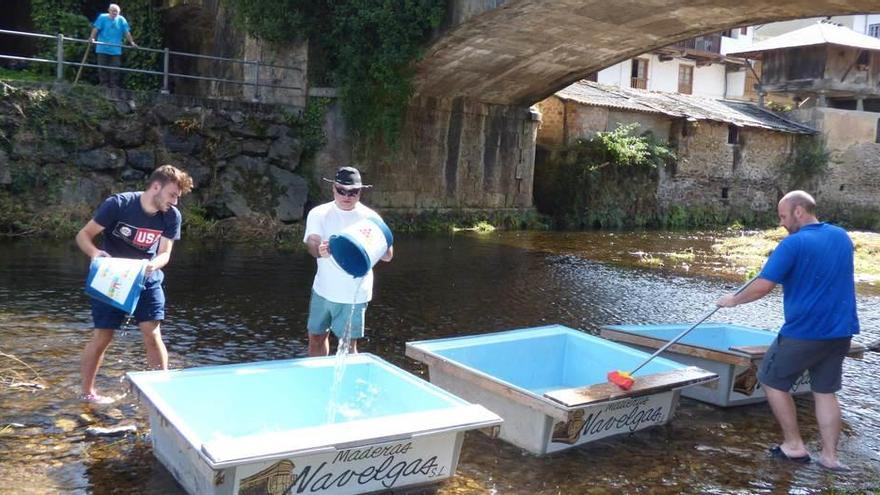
[0,68,56,84]
[712,228,880,282]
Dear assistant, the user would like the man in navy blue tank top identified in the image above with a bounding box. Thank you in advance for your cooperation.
[75,165,193,404]
[717,190,859,472]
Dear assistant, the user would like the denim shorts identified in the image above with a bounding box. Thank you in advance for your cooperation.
[307,291,367,339]
[91,284,166,330]
[758,335,851,394]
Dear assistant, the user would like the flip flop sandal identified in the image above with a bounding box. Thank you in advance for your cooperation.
[769,445,811,463]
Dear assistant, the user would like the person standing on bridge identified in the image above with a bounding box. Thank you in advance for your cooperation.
[303,166,393,357]
[76,165,193,404]
[716,190,859,472]
[88,3,137,88]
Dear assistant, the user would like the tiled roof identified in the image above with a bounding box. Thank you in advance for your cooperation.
[554,81,815,134]
[727,22,880,58]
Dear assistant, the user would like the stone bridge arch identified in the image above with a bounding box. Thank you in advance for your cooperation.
[364,1,880,211]
[414,0,880,105]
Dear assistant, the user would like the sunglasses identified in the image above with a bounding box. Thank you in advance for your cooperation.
[334,186,362,197]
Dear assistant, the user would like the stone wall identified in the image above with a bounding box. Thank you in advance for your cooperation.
[790,107,880,151]
[607,110,671,142]
[659,121,792,214]
[785,107,880,218]
[535,97,565,147]
[534,101,796,216]
[161,0,308,106]
[0,86,308,222]
[323,97,539,210]
[535,97,670,145]
[818,143,880,212]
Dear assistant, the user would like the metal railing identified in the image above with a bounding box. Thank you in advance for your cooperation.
[0,28,304,100]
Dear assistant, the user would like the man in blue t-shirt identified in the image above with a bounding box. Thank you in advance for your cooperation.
[75,165,193,404]
[717,190,859,472]
[88,3,137,88]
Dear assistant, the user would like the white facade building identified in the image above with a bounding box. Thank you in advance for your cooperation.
[594,28,754,99]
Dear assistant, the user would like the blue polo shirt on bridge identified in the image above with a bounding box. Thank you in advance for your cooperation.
[758,222,860,340]
[93,13,130,56]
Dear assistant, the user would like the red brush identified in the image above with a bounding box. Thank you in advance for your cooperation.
[607,370,634,390]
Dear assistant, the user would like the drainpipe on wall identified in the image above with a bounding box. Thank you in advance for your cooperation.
[723,66,729,99]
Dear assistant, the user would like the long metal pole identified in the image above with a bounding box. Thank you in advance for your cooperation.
[55,33,64,80]
[162,47,170,94]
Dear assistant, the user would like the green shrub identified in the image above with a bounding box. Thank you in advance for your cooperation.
[784,135,829,189]
[534,124,673,229]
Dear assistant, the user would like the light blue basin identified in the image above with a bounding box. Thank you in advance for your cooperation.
[127,353,502,486]
[410,324,691,395]
[131,355,460,443]
[406,325,716,454]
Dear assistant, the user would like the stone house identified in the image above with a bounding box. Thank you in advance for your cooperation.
[535,81,815,215]
[729,21,880,216]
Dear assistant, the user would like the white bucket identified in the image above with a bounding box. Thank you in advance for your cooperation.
[329,218,394,278]
[85,257,148,314]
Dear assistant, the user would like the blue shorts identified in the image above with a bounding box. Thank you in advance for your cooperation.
[91,284,166,330]
[307,291,367,339]
[758,335,851,394]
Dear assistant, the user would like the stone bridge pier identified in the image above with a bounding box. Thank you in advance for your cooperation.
[367,97,539,210]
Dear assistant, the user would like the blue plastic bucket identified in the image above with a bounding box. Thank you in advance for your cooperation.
[85,257,148,314]
[328,217,394,278]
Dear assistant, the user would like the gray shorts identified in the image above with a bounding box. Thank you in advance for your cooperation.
[758,335,851,394]
[307,291,367,339]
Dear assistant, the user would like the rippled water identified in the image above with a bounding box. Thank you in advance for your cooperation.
[0,231,878,494]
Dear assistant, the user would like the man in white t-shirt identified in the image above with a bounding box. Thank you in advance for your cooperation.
[303,166,393,356]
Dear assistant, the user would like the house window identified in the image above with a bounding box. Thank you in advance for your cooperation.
[678,65,694,94]
[631,58,649,89]
[869,23,880,38]
[721,187,729,199]
[728,125,739,144]
[875,118,880,143]
[740,27,749,35]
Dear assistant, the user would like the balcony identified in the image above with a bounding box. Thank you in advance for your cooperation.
[671,34,722,54]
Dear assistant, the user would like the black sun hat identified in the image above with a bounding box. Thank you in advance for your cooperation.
[322,166,373,189]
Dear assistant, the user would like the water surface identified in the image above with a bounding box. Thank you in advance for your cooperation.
[1,231,878,494]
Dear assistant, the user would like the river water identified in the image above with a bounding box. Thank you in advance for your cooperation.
[0,231,878,494]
